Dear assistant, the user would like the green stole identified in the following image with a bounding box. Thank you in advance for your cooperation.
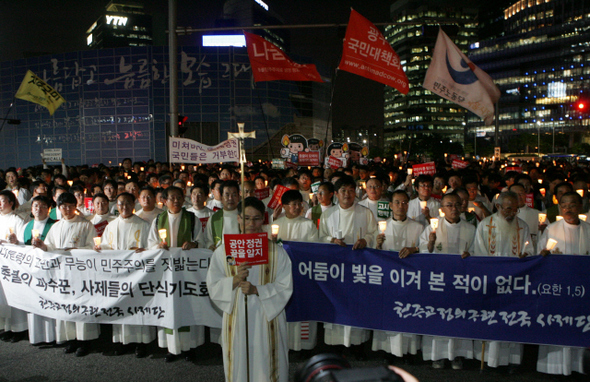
[157,209,194,334]
[311,204,323,228]
[210,209,224,247]
[156,210,194,247]
[24,218,56,245]
[49,208,58,220]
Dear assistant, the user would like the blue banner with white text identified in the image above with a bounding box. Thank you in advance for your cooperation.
[283,242,590,348]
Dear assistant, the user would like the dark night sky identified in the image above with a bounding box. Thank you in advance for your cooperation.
[0,0,394,130]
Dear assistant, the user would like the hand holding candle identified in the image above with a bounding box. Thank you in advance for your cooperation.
[158,229,167,242]
[430,218,439,232]
[546,238,558,251]
[378,221,387,235]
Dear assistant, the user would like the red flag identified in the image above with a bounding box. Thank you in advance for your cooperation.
[338,9,409,94]
[244,32,323,83]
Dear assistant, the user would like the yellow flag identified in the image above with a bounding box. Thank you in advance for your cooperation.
[15,70,65,115]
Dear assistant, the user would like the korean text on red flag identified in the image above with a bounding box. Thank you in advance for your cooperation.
[338,9,409,94]
[224,233,269,266]
[423,29,500,125]
[244,32,323,83]
[267,184,290,210]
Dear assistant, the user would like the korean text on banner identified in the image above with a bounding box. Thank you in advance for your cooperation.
[267,184,289,210]
[0,245,222,330]
[224,233,269,266]
[15,70,65,115]
[169,137,239,164]
[244,32,323,83]
[423,29,500,125]
[338,9,409,94]
[412,162,436,176]
[452,159,469,170]
[298,151,320,167]
[284,242,590,348]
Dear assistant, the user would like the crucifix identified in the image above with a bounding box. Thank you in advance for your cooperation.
[227,122,256,382]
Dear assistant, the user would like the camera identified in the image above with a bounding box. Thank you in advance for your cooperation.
[295,353,402,382]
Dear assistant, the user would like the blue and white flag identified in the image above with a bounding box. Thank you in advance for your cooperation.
[423,29,500,125]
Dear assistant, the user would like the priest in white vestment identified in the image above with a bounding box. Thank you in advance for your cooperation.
[203,181,240,250]
[373,190,423,359]
[39,192,98,356]
[147,186,203,362]
[99,192,154,358]
[419,193,476,369]
[207,197,293,382]
[536,192,588,376]
[319,176,378,349]
[0,190,28,342]
[407,175,440,226]
[510,183,543,254]
[473,191,533,370]
[89,193,115,237]
[358,177,391,222]
[25,196,57,345]
[135,187,163,224]
[273,190,319,351]
[186,183,214,249]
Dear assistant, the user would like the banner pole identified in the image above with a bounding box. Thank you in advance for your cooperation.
[480,341,486,373]
[237,122,250,382]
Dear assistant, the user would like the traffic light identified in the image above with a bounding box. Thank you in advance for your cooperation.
[178,115,188,135]
[576,99,587,112]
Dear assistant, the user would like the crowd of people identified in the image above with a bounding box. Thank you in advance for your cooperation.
[0,155,588,380]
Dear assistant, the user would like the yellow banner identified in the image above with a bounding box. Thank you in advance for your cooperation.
[15,70,65,115]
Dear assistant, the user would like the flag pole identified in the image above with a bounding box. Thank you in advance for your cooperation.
[322,66,341,164]
[0,99,15,135]
[480,341,486,373]
[255,88,275,160]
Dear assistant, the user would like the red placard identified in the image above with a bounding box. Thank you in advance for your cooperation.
[224,233,269,266]
[84,197,94,214]
[449,154,460,161]
[452,159,469,170]
[94,220,108,237]
[328,156,343,170]
[525,193,535,208]
[254,188,270,200]
[199,217,209,232]
[285,161,298,169]
[505,166,523,173]
[298,151,320,167]
[267,185,289,210]
[412,162,436,176]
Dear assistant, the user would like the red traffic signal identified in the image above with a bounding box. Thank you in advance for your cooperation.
[178,115,188,126]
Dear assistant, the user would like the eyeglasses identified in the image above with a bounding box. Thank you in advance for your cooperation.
[418,184,433,189]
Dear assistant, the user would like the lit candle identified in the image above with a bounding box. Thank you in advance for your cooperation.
[93,237,101,247]
[439,209,445,218]
[67,180,73,187]
[309,193,314,201]
[271,224,279,236]
[378,221,387,235]
[158,229,167,241]
[140,167,144,172]
[444,153,448,158]
[468,207,475,213]
[420,201,427,209]
[442,186,448,194]
[577,189,584,197]
[157,202,163,209]
[539,188,546,197]
[187,181,192,187]
[12,189,18,197]
[546,238,558,251]
[407,168,413,175]
[430,218,439,231]
[579,214,587,222]
[538,179,543,184]
[264,180,268,187]
[556,215,563,221]
[32,229,40,239]
[181,165,185,171]
[538,213,547,224]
